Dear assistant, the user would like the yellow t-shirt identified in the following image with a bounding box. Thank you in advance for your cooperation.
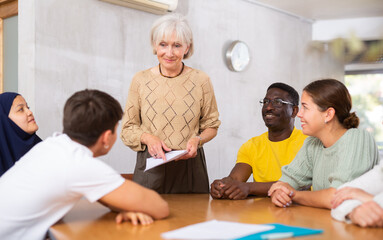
[236,128,307,182]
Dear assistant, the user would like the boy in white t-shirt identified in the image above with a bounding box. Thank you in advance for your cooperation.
[0,89,169,240]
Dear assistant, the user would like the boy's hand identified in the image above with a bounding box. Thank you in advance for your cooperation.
[115,212,154,225]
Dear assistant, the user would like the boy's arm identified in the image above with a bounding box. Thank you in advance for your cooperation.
[228,163,275,197]
[98,180,169,219]
[247,182,276,196]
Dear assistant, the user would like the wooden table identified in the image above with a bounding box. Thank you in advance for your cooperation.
[50,194,383,240]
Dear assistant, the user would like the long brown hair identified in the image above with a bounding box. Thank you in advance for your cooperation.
[303,79,359,129]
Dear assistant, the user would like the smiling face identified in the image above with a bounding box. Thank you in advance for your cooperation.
[262,88,295,131]
[297,91,327,137]
[8,95,39,135]
[156,32,189,75]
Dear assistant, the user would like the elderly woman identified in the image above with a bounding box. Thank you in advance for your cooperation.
[0,92,41,176]
[121,13,221,194]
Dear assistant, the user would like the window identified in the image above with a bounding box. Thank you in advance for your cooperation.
[0,0,18,93]
[345,74,383,152]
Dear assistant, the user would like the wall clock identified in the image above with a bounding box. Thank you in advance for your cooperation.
[225,40,250,72]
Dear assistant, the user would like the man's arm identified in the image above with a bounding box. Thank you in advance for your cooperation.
[227,163,253,182]
[210,163,251,199]
[98,180,169,219]
[247,182,276,197]
[211,163,275,199]
[227,163,275,197]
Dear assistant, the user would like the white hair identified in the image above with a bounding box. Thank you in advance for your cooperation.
[150,13,194,59]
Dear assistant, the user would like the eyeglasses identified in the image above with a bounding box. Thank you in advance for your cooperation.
[259,98,294,108]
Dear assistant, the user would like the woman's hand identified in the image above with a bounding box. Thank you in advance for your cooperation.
[331,187,374,209]
[268,182,296,208]
[176,136,200,161]
[115,212,154,225]
[349,201,383,227]
[141,133,171,160]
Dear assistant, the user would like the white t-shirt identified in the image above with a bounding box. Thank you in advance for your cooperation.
[0,133,125,240]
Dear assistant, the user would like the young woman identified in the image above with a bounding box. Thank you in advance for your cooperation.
[268,79,380,209]
[331,121,383,227]
[0,92,41,176]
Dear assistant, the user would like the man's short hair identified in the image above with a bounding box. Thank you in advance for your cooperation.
[63,89,123,147]
[267,82,299,106]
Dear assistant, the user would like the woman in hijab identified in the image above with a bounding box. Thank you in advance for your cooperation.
[0,92,41,176]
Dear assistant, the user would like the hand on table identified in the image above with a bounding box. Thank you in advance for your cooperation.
[268,182,295,208]
[115,212,154,225]
[331,187,374,209]
[210,177,250,200]
[211,179,226,199]
[220,179,250,200]
[142,133,171,161]
[349,201,383,228]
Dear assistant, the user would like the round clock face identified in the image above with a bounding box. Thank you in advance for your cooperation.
[226,41,250,72]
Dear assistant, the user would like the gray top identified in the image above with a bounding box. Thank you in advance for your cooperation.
[280,128,380,191]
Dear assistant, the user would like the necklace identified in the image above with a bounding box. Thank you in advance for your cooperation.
[159,62,184,78]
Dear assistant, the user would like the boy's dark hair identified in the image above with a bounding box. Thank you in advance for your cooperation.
[63,89,123,147]
[267,82,300,106]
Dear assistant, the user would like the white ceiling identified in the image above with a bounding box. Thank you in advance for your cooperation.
[252,0,383,21]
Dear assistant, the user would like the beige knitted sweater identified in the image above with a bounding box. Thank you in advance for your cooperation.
[121,67,221,151]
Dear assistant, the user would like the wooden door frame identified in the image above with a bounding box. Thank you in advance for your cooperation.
[0,0,18,93]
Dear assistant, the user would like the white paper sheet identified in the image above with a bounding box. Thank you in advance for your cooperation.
[161,220,274,239]
[144,150,188,172]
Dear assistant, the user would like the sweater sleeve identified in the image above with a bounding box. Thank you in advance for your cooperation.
[330,129,380,189]
[331,160,383,222]
[337,160,383,194]
[199,74,221,131]
[279,137,314,190]
[331,199,362,222]
[120,74,146,152]
[331,194,383,223]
